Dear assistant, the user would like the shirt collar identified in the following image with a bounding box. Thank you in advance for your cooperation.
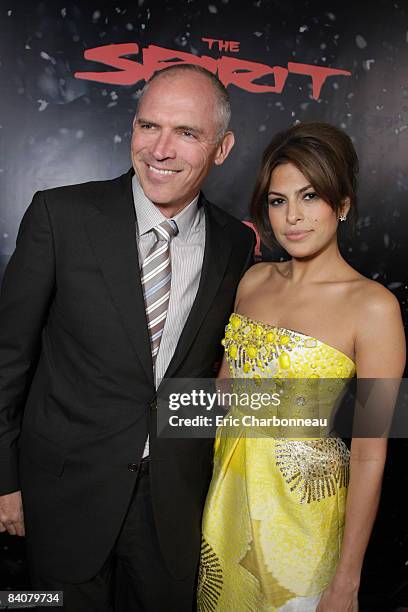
[132,175,200,241]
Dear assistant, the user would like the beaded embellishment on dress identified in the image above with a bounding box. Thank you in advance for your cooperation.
[275,438,350,503]
[198,539,224,611]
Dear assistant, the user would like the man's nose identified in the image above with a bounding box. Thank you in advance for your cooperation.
[286,200,304,224]
[150,130,176,160]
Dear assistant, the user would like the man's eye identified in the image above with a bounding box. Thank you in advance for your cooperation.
[140,123,154,129]
[181,130,195,139]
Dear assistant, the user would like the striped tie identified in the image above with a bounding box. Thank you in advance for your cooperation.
[141,219,178,366]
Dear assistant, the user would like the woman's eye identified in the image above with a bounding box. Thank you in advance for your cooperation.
[268,198,285,207]
[304,192,318,201]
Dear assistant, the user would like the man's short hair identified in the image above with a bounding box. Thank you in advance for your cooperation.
[138,64,231,142]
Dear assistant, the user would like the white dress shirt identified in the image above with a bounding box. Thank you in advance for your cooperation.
[132,175,206,456]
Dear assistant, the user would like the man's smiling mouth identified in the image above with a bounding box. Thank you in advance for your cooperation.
[147,164,180,176]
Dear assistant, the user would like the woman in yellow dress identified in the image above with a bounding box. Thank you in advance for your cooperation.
[197,122,405,611]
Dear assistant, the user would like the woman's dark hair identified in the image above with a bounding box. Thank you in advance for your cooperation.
[250,122,359,248]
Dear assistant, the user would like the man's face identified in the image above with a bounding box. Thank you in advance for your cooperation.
[131,72,234,215]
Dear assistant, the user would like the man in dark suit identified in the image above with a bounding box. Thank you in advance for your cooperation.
[0,64,254,611]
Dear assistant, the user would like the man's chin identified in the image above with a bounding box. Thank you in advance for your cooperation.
[140,184,173,205]
[135,171,193,210]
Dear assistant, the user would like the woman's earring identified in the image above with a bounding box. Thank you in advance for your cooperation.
[339,213,347,222]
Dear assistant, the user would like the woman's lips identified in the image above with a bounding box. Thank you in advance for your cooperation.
[284,230,313,241]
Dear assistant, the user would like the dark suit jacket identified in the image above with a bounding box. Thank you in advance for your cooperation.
[0,169,254,582]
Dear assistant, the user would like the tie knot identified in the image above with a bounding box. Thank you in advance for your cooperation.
[153,219,178,242]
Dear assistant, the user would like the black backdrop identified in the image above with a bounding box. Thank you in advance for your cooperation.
[1,0,408,285]
[1,1,408,609]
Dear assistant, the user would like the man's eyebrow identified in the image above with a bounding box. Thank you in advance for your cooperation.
[136,118,205,135]
[136,118,159,127]
[175,124,205,135]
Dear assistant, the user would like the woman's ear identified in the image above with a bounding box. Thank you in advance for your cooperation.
[338,197,351,221]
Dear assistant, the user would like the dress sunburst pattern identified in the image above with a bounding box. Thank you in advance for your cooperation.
[275,438,350,503]
[198,538,223,611]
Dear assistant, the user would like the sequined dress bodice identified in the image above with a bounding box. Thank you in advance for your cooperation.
[222,312,355,379]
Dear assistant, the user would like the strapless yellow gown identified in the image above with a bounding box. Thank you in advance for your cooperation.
[198,313,356,612]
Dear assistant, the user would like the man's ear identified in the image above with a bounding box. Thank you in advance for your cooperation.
[214,131,235,166]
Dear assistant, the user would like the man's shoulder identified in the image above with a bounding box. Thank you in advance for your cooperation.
[27,171,133,226]
[40,171,130,204]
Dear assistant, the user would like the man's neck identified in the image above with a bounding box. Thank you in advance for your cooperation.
[153,196,199,219]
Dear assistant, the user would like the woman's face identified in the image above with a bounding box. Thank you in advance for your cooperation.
[267,162,343,258]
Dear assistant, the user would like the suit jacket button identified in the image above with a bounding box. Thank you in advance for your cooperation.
[128,463,139,472]
[150,399,157,410]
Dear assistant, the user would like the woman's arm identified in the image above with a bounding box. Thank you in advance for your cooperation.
[318,286,406,611]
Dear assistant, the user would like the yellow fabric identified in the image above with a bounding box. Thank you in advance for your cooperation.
[198,313,356,612]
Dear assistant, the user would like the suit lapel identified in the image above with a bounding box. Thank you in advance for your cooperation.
[160,196,232,383]
[84,170,154,385]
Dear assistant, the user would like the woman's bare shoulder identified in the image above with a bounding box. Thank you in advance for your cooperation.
[349,276,405,377]
[237,261,284,292]
[349,275,402,322]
